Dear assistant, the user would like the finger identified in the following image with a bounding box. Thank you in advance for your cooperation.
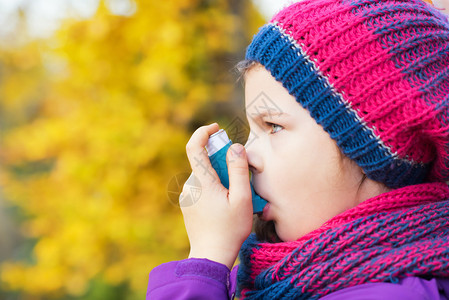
[226,143,251,207]
[186,123,220,185]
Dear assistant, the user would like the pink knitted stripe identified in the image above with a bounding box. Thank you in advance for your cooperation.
[271,0,440,164]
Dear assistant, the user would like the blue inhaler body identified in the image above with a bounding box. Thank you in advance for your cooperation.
[205,129,267,214]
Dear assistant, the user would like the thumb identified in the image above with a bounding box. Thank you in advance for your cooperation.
[227,143,251,206]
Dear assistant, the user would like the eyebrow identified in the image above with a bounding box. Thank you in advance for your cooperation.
[247,110,289,120]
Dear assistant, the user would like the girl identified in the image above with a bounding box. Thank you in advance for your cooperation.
[148,0,449,298]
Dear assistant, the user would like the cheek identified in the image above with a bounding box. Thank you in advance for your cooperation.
[268,141,310,196]
[271,132,341,191]
[273,133,328,172]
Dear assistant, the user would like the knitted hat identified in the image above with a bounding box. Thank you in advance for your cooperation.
[246,0,449,188]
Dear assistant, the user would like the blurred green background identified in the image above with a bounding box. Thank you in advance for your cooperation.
[0,0,271,299]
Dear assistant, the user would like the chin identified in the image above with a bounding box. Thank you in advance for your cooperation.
[274,225,292,242]
[276,225,304,242]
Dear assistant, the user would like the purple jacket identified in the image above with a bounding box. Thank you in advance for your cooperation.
[147,258,449,299]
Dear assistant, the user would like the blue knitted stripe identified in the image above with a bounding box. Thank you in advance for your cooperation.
[245,23,429,188]
[236,234,263,297]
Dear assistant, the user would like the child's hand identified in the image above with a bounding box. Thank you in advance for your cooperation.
[181,123,253,269]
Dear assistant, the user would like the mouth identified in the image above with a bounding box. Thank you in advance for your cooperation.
[258,202,271,221]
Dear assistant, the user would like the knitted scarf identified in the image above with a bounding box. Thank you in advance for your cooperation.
[237,182,449,299]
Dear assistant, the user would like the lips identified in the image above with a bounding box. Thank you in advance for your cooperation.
[259,202,271,221]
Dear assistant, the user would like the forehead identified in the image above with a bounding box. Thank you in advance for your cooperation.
[245,93,285,119]
[244,66,297,117]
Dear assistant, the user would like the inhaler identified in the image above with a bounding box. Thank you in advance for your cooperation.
[205,129,267,214]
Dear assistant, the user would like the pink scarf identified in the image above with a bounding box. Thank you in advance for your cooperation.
[237,182,449,299]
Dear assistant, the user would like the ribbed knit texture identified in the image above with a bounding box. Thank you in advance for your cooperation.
[245,0,449,188]
[237,182,449,299]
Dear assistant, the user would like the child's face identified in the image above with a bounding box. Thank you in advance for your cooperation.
[244,65,365,241]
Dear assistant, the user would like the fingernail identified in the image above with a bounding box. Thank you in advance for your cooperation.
[231,144,244,157]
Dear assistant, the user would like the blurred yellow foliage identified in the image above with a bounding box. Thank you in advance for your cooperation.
[0,0,264,299]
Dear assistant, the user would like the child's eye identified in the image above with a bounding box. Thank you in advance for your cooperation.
[266,122,283,134]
